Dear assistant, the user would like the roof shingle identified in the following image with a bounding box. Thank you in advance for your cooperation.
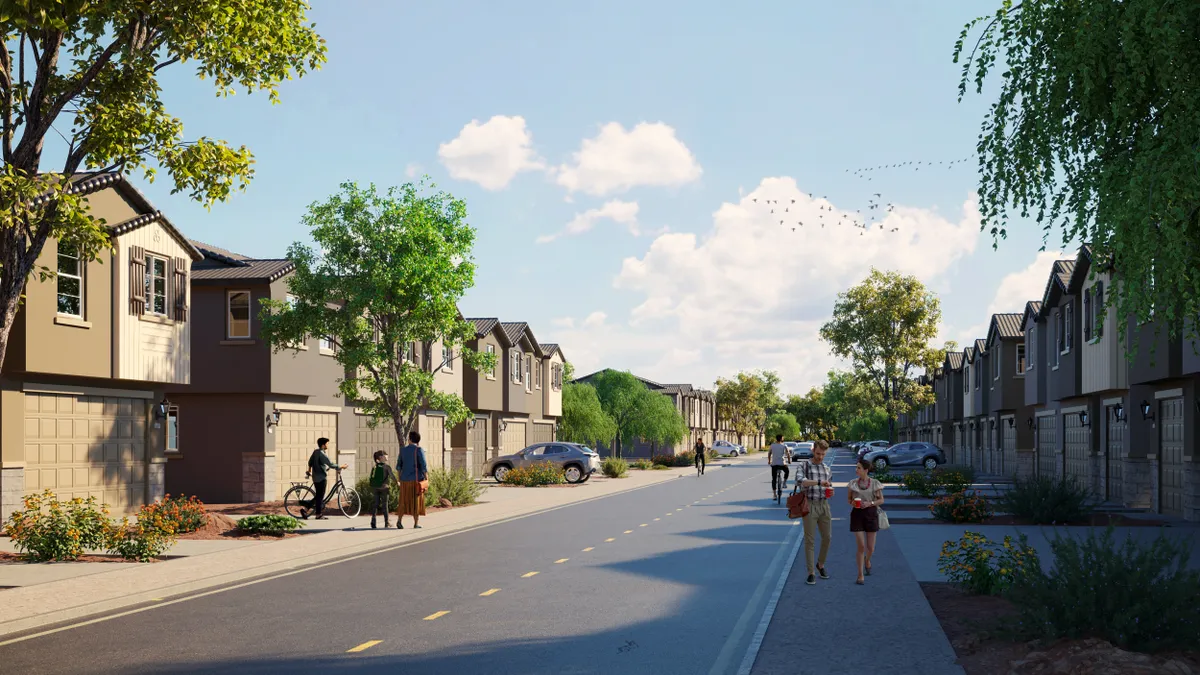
[946,352,964,370]
[467,318,499,337]
[191,259,295,282]
[994,313,1024,339]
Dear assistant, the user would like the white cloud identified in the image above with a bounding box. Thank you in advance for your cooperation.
[405,162,423,179]
[536,200,641,244]
[582,311,607,328]
[948,249,1064,345]
[553,122,702,196]
[437,115,544,190]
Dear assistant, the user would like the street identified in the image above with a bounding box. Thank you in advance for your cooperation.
[0,460,809,675]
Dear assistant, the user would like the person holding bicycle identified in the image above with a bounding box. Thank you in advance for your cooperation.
[302,437,346,520]
[768,434,791,499]
[694,438,707,475]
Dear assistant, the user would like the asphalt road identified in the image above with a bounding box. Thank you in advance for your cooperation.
[0,458,810,675]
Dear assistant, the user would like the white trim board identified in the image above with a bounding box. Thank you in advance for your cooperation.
[22,382,153,400]
[1155,388,1184,400]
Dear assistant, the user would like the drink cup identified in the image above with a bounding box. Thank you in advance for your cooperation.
[825,487,834,499]
[854,498,863,508]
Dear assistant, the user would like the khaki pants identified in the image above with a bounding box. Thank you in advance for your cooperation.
[802,499,832,575]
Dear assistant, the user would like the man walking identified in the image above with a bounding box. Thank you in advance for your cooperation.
[768,434,791,496]
[694,438,707,475]
[797,439,834,584]
[302,437,345,520]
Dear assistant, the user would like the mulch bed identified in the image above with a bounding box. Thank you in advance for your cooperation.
[0,551,174,564]
[177,513,303,540]
[890,513,1169,527]
[204,502,289,516]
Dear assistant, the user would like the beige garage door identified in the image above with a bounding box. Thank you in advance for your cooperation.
[529,422,554,445]
[469,416,489,478]
[424,415,445,470]
[355,413,401,476]
[276,410,337,498]
[1159,397,1185,517]
[24,392,147,512]
[501,421,527,455]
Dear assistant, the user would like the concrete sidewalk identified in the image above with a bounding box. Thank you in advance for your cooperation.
[0,458,745,639]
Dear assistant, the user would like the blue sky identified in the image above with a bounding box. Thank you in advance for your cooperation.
[129,1,1071,394]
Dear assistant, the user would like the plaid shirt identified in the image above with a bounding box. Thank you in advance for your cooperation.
[800,459,832,500]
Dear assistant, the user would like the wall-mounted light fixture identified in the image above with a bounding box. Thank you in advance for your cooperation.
[1113,402,1125,422]
[1079,409,1090,427]
[1141,400,1155,421]
[988,418,996,429]
[1027,417,1036,430]
[500,420,509,433]
[153,397,171,429]
[266,409,282,433]
[1007,418,1014,428]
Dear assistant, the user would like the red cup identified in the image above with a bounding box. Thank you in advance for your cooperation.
[854,498,863,509]
[825,487,834,499]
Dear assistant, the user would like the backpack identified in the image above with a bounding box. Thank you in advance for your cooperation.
[369,463,389,488]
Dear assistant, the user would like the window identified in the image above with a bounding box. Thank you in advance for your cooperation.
[227,291,251,338]
[1016,344,1026,374]
[1054,310,1063,365]
[525,355,532,392]
[512,350,522,383]
[53,247,86,317]
[1027,325,1035,371]
[992,345,1000,379]
[1064,301,1073,351]
[535,359,542,389]
[974,359,981,388]
[486,344,497,379]
[166,406,180,452]
[441,344,453,372]
[404,342,417,365]
[1094,282,1105,339]
[963,365,970,393]
[319,337,334,353]
[145,255,168,315]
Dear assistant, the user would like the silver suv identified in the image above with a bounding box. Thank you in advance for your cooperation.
[485,442,601,484]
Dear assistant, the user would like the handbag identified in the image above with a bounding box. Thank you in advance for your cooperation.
[877,508,890,530]
[415,448,429,494]
[787,461,811,519]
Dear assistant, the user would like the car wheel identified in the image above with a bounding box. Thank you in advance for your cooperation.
[564,464,584,484]
[493,464,512,483]
[873,457,889,471]
[923,457,938,471]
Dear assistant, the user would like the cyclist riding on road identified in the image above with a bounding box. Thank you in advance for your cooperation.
[694,439,707,475]
[768,435,792,497]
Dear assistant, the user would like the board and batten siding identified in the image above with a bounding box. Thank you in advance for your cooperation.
[1081,272,1127,394]
[115,222,192,385]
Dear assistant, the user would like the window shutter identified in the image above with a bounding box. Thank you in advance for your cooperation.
[173,257,189,321]
[1095,282,1104,338]
[129,246,146,316]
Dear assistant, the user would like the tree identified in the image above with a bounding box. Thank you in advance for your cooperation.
[954,2,1200,349]
[765,410,801,441]
[559,382,616,446]
[259,180,495,448]
[713,371,769,447]
[0,2,325,373]
[755,370,784,414]
[562,360,576,383]
[820,269,942,443]
[589,370,686,457]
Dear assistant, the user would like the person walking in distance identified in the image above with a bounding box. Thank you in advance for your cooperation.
[847,458,884,584]
[798,439,834,584]
[768,434,791,497]
[368,450,399,529]
[395,430,428,529]
[302,437,345,520]
[694,438,707,475]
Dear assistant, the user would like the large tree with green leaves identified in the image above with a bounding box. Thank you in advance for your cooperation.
[259,180,495,447]
[765,410,801,441]
[713,371,773,447]
[589,370,686,457]
[0,1,325,372]
[820,269,942,443]
[954,1,1200,348]
[559,382,617,446]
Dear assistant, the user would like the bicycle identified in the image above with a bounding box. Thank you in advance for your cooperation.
[771,465,790,504]
[283,469,362,519]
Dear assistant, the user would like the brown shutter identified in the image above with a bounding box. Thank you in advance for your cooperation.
[173,257,189,321]
[129,246,146,316]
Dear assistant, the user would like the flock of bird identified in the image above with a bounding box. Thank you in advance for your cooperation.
[751,155,975,236]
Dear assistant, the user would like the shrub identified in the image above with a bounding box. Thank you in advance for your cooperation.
[354,477,399,514]
[900,470,940,498]
[937,531,1040,596]
[995,474,1094,524]
[937,464,977,484]
[872,470,901,484]
[140,494,207,534]
[652,452,695,468]
[108,517,177,562]
[602,456,629,478]
[238,514,303,535]
[930,490,994,523]
[651,464,670,471]
[2,490,112,562]
[932,468,972,495]
[630,458,653,470]
[424,468,485,507]
[500,463,566,487]
[1004,527,1200,653]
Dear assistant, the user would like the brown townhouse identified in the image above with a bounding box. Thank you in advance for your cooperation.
[0,173,200,521]
[985,313,1032,477]
[942,350,965,463]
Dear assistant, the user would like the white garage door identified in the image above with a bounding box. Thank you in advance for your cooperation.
[501,421,527,456]
[424,415,445,471]
[276,410,337,498]
[24,392,147,512]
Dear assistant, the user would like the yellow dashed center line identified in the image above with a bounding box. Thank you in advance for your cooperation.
[605,537,616,542]
[582,547,595,552]
[423,611,450,621]
[623,530,633,534]
[480,588,501,596]
[555,558,569,564]
[347,640,382,653]
[522,571,540,578]
[654,518,660,521]
[639,523,648,527]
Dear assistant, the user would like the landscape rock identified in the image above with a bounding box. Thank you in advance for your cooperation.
[1009,638,1195,675]
[439,497,452,508]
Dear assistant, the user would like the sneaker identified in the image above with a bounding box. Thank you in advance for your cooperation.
[316,515,328,520]
[855,579,865,585]
[806,574,816,585]
[299,508,309,520]
[818,566,830,580]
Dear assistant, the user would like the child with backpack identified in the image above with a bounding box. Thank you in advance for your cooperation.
[368,450,399,529]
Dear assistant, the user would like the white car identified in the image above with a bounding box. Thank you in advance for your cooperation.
[712,440,744,456]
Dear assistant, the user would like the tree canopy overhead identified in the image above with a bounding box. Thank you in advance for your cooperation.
[954,0,1200,345]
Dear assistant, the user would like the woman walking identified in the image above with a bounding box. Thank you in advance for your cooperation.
[395,430,429,529]
[846,458,885,584]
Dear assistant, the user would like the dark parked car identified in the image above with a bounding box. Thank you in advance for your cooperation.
[864,442,946,471]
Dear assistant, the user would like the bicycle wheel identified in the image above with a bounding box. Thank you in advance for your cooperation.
[283,484,315,519]
[337,485,362,518]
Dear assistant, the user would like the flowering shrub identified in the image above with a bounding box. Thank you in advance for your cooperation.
[937,531,1040,595]
[902,467,974,497]
[139,494,207,534]
[930,490,994,523]
[424,468,484,507]
[2,490,112,562]
[500,463,566,487]
[872,470,901,484]
[900,470,939,498]
[108,516,177,562]
[652,451,695,468]
[932,468,972,495]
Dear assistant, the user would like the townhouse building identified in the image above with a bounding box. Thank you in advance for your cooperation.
[985,313,1031,477]
[942,350,965,463]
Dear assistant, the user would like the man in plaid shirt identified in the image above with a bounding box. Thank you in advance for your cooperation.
[797,439,834,585]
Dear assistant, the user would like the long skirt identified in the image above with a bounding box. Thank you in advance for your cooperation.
[398,480,427,517]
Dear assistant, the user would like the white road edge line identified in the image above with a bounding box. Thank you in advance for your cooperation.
[707,520,802,675]
[734,521,805,675]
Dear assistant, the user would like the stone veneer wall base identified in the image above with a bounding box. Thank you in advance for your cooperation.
[1122,457,1158,512]
[147,462,166,505]
[1015,450,1035,480]
[241,452,279,503]
[1184,463,1200,524]
[1,466,25,525]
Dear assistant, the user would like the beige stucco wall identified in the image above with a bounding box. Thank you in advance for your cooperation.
[23,238,113,379]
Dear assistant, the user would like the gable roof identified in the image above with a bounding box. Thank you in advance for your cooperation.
[1023,301,1043,327]
[945,351,964,371]
[987,313,1025,347]
[964,346,976,363]
[1041,259,1076,313]
[188,239,296,284]
[540,342,562,359]
[974,338,987,356]
[499,321,543,356]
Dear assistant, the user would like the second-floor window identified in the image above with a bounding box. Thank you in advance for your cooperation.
[57,247,84,317]
[227,291,251,338]
[963,365,970,393]
[551,362,562,390]
[535,359,542,389]
[441,345,453,372]
[145,255,168,315]
[319,337,334,353]
[486,344,497,379]
[1026,325,1035,371]
[1016,344,1026,374]
[1053,311,1062,365]
[524,355,532,392]
[992,346,1000,379]
[1064,301,1073,351]
[166,406,180,452]
[974,359,981,388]
[512,350,522,383]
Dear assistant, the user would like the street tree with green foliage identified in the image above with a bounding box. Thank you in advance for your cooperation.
[765,411,801,441]
[714,371,772,448]
[259,181,495,447]
[954,1,1200,348]
[0,1,325,372]
[820,269,942,443]
[589,370,686,457]
[559,382,616,446]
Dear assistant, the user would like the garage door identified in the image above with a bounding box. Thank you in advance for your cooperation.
[1063,412,1089,489]
[469,416,489,478]
[1159,397,1185,517]
[424,415,445,471]
[1105,406,1127,504]
[501,421,527,455]
[1002,419,1016,477]
[24,392,147,512]
[1037,414,1058,478]
[277,410,337,498]
[529,422,554,445]
[954,424,965,464]
[355,413,400,478]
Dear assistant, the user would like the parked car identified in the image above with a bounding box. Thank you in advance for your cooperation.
[856,440,890,459]
[788,441,814,460]
[712,440,745,456]
[485,442,601,484]
[863,442,946,471]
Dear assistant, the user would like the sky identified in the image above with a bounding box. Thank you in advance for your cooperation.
[125,1,1078,396]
